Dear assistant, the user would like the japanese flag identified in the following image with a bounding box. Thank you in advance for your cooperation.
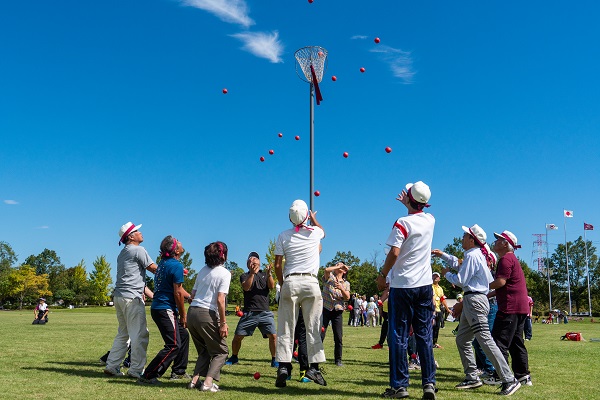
[564,210,574,218]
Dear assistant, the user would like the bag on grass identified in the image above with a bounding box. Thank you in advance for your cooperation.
[560,332,582,341]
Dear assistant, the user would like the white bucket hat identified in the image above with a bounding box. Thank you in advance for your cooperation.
[289,200,309,226]
[493,230,521,249]
[406,181,431,206]
[118,222,141,245]
[462,224,487,246]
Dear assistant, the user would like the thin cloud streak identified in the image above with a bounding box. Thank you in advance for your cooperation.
[370,45,415,84]
[35,226,49,229]
[182,0,254,28]
[351,35,367,40]
[4,200,18,205]
[230,31,284,63]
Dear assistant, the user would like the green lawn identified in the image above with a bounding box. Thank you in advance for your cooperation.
[2,307,599,399]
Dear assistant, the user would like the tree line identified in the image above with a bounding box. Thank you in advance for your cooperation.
[1,236,598,315]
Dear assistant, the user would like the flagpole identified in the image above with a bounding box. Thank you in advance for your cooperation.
[564,212,572,315]
[546,224,552,311]
[584,225,592,318]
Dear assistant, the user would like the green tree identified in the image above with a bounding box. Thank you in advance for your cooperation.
[24,249,65,300]
[327,251,361,268]
[434,236,465,299]
[53,260,89,306]
[180,251,196,294]
[88,256,113,305]
[548,237,598,313]
[7,265,51,309]
[0,242,18,302]
[347,260,378,297]
[228,266,245,307]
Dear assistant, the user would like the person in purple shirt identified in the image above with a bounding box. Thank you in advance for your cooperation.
[488,230,532,388]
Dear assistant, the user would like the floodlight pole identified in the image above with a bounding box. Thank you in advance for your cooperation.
[309,83,315,213]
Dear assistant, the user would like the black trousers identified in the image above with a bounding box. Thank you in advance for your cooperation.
[321,308,344,362]
[432,310,443,344]
[144,308,189,379]
[294,308,309,371]
[378,311,389,345]
[491,312,530,379]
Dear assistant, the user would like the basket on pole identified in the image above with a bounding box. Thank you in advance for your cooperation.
[294,46,328,213]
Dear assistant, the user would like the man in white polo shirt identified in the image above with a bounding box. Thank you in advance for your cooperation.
[376,181,437,400]
[274,199,326,388]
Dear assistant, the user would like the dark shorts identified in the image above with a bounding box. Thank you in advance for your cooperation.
[234,311,276,337]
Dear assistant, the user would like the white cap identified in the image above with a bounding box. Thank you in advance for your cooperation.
[289,200,309,226]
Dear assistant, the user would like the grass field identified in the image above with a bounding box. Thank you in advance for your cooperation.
[2,307,599,400]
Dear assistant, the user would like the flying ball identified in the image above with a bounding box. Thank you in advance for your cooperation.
[253,372,261,380]
[318,51,324,57]
[378,300,383,306]
[385,147,392,153]
[293,351,298,358]
[183,268,189,276]
[278,133,283,138]
[360,67,366,73]
[295,135,300,140]
[308,0,314,3]
[411,353,417,360]
[260,156,265,162]
[321,326,325,333]
[343,152,349,158]
[237,311,243,317]
[314,190,320,197]
[374,37,381,44]
[269,149,274,155]
[347,305,353,311]
[222,88,228,94]
[331,75,337,81]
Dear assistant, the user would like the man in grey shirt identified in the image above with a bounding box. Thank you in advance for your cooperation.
[104,222,157,379]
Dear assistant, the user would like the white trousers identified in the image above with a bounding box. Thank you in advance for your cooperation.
[276,275,326,364]
[106,296,149,374]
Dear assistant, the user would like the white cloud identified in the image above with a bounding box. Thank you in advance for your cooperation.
[35,226,49,229]
[4,200,18,205]
[351,35,368,40]
[182,0,254,28]
[370,45,415,84]
[230,31,284,63]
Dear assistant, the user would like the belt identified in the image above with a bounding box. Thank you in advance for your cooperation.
[463,291,486,296]
[284,272,317,279]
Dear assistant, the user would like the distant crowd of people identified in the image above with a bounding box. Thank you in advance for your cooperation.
[97,180,533,399]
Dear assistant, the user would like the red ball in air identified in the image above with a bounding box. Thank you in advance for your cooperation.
[269,150,274,155]
[278,133,283,138]
[321,326,325,333]
[343,152,349,158]
[347,305,353,311]
[378,300,383,306]
[222,88,228,94]
[385,147,392,153]
[295,135,300,140]
[293,351,298,358]
[374,37,381,44]
[331,75,337,81]
[237,311,243,317]
[295,339,299,345]
[308,0,314,3]
[411,353,417,359]
[360,67,366,73]
[183,268,189,276]
[260,156,265,162]
[314,191,320,197]
[253,372,261,380]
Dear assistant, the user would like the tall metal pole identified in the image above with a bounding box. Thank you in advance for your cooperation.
[546,226,552,311]
[309,83,315,213]
[564,216,572,315]
[584,228,592,318]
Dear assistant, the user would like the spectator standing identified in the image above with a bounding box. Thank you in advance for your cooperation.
[187,241,232,392]
[375,181,437,400]
[321,262,350,366]
[489,231,532,387]
[432,272,450,348]
[226,251,278,367]
[104,222,157,379]
[524,296,534,341]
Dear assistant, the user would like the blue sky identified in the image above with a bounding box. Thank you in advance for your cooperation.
[1,0,599,281]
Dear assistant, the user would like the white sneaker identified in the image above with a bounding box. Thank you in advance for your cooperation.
[518,375,533,386]
[201,383,220,392]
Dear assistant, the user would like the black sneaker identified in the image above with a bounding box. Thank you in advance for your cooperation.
[381,387,409,398]
[499,379,521,396]
[335,360,343,367]
[422,383,437,399]
[304,367,327,386]
[275,366,289,388]
[455,379,483,389]
[518,375,533,386]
